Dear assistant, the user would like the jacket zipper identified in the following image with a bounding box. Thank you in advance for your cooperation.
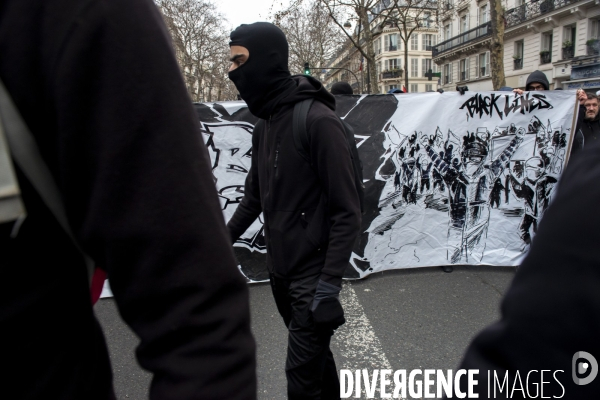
[274,142,280,179]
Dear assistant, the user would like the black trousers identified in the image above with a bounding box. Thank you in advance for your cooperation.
[270,274,340,400]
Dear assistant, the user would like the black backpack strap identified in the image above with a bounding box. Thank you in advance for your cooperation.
[292,98,314,164]
[0,78,95,283]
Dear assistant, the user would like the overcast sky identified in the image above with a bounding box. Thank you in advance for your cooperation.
[218,0,289,31]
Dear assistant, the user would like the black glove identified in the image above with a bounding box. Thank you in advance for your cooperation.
[311,280,345,331]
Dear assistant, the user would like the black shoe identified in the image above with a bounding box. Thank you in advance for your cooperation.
[441,265,453,273]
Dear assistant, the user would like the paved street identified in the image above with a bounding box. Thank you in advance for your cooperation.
[95,265,515,399]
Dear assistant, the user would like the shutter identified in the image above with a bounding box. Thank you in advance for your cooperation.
[475,54,479,78]
[486,51,490,76]
[450,62,453,83]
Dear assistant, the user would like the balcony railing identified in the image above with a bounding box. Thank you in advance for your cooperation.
[513,58,523,69]
[505,0,578,28]
[432,22,491,57]
[381,70,403,79]
[562,46,574,60]
[587,42,600,56]
[540,52,552,64]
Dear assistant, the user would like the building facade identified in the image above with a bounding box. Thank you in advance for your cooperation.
[432,0,600,91]
[323,1,441,94]
[504,0,600,91]
[374,21,441,93]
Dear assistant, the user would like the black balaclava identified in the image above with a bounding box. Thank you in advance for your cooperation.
[229,22,296,119]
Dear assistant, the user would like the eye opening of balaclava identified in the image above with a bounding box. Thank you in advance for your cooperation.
[228,22,296,119]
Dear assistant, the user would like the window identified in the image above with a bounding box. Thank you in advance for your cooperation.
[443,63,452,84]
[459,58,470,80]
[387,34,398,51]
[385,58,400,71]
[374,37,382,55]
[479,4,489,25]
[411,58,419,77]
[541,31,553,52]
[376,61,382,75]
[514,40,524,59]
[444,23,452,40]
[478,52,490,76]
[563,25,576,58]
[514,40,524,70]
[425,84,433,91]
[563,25,576,46]
[423,34,435,51]
[423,12,432,28]
[591,18,600,39]
[589,19,600,55]
[423,58,434,77]
[411,34,419,50]
[411,84,419,93]
[460,14,469,33]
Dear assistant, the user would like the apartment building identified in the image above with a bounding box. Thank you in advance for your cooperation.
[432,0,600,91]
[323,0,441,93]
[504,0,600,90]
[374,19,441,93]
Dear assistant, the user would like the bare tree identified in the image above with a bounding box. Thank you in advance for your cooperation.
[374,0,437,91]
[315,0,383,93]
[273,0,346,76]
[156,0,231,102]
[489,0,506,90]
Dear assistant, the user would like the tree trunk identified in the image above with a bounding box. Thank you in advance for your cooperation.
[404,38,409,91]
[359,8,379,94]
[489,0,506,90]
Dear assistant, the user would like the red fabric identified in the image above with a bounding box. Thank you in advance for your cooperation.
[90,268,107,304]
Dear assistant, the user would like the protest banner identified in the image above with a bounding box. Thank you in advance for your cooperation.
[195,91,577,282]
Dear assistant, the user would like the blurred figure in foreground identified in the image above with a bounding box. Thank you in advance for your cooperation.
[0,0,256,398]
[457,138,600,397]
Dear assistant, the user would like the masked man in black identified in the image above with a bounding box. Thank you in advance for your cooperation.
[226,23,361,399]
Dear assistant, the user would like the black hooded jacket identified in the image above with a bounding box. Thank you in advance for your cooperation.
[526,70,550,90]
[578,110,600,148]
[0,0,256,398]
[227,75,361,284]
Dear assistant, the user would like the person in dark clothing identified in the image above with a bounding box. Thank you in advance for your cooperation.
[572,93,600,156]
[525,70,550,90]
[331,81,354,95]
[0,1,256,399]
[226,22,361,399]
[513,70,550,94]
[457,137,600,398]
